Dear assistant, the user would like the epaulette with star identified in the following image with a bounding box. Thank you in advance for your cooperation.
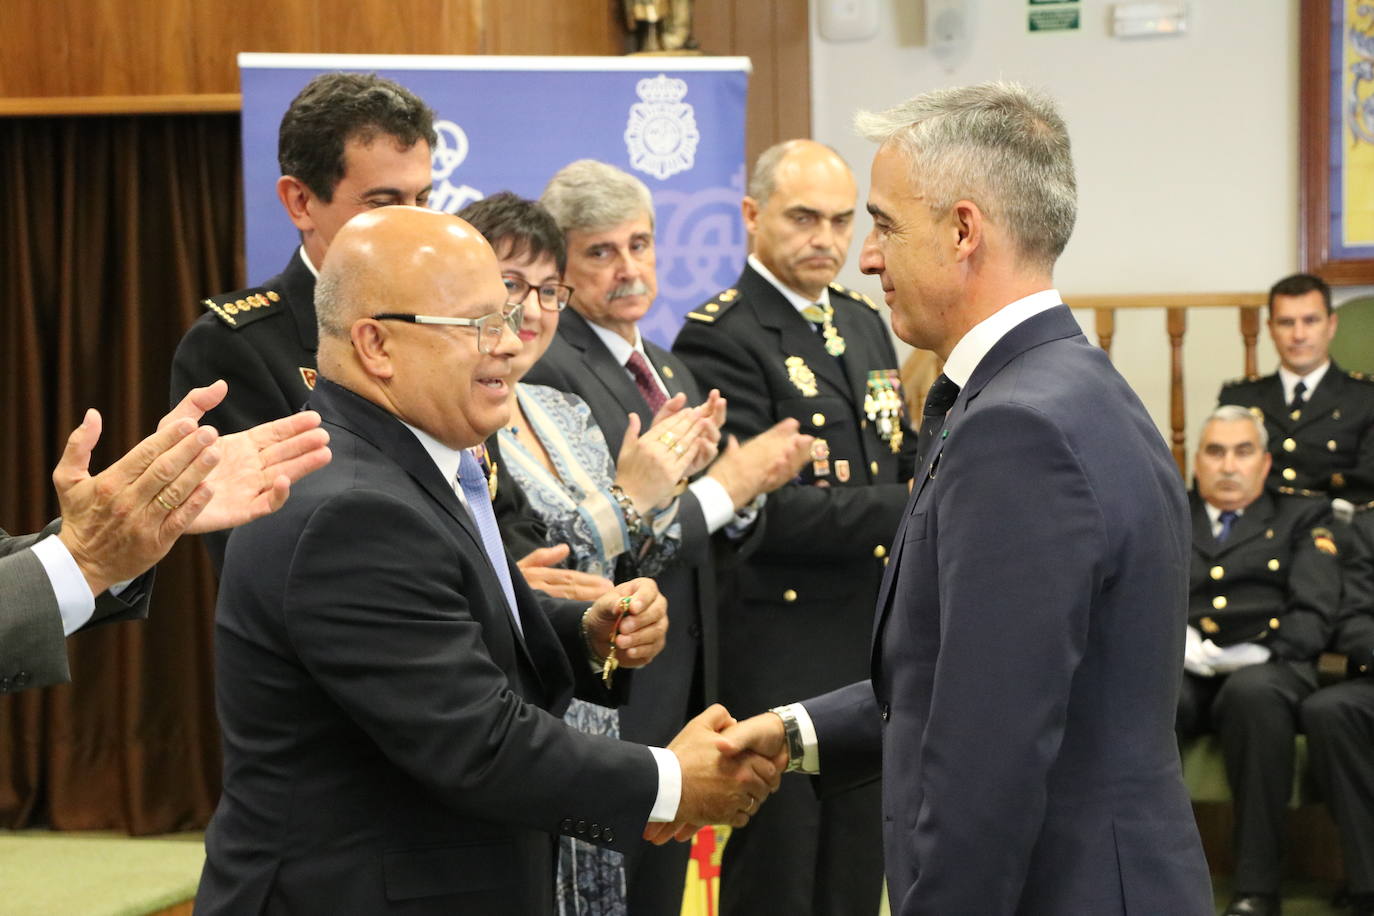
[202,286,285,330]
[1220,373,1262,388]
[686,287,742,324]
[829,281,881,312]
[1347,369,1374,383]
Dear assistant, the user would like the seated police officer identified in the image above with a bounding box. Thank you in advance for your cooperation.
[1300,502,1374,916]
[1177,405,1341,916]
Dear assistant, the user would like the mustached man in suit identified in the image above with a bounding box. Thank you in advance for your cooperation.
[195,206,783,915]
[687,82,1215,914]
[525,159,812,912]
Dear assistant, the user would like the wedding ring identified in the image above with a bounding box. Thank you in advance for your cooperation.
[155,493,179,512]
[744,795,755,811]
[658,431,678,448]
[672,443,686,456]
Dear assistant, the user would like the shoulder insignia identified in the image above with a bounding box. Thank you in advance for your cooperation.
[1348,370,1374,383]
[1311,526,1339,556]
[687,288,743,324]
[202,287,284,329]
[1220,374,1263,387]
[829,281,881,312]
[1277,485,1322,499]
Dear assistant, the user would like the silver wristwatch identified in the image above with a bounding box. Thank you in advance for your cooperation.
[769,705,807,772]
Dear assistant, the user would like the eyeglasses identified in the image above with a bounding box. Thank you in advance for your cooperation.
[371,303,525,354]
[502,274,574,312]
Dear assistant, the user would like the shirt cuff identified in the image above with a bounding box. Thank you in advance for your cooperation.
[30,535,96,636]
[689,476,736,534]
[647,745,683,822]
[779,702,821,774]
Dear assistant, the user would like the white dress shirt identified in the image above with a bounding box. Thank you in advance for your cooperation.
[1277,361,1330,406]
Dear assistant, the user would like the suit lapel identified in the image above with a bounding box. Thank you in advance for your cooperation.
[1220,491,1275,553]
[310,380,542,677]
[560,309,652,429]
[1295,365,1343,429]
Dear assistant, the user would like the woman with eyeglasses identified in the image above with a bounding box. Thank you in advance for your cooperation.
[458,193,718,916]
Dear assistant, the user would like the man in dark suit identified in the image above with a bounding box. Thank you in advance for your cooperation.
[692,83,1215,913]
[1301,503,1374,916]
[168,72,572,585]
[1175,405,1339,916]
[671,139,915,916]
[1218,273,1374,505]
[2,381,330,694]
[196,206,781,915]
[527,159,812,912]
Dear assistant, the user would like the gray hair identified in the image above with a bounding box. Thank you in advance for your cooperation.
[315,260,359,341]
[540,159,655,234]
[1202,404,1269,450]
[853,81,1076,273]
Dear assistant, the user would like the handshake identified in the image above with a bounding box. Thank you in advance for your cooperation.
[648,706,793,845]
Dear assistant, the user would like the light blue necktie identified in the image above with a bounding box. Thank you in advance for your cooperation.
[457,448,522,634]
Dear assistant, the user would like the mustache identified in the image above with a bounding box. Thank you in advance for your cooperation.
[608,281,651,301]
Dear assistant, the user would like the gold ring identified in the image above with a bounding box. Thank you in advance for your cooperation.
[672,443,686,456]
[155,493,179,512]
[658,431,678,448]
[618,596,633,612]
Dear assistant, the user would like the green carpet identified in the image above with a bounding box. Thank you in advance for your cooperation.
[0,831,203,916]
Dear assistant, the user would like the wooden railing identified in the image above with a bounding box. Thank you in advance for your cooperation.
[1072,293,1267,473]
[900,292,1269,475]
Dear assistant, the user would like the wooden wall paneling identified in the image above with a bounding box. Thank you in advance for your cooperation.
[486,0,624,56]
[769,0,811,150]
[187,0,324,95]
[315,0,483,57]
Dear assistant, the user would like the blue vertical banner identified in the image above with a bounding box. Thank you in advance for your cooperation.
[239,53,751,346]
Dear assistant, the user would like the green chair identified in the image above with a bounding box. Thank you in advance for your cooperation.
[1331,294,1374,374]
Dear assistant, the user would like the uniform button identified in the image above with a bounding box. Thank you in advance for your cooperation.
[1269,618,1281,630]
[870,460,879,475]
[1213,596,1228,610]
[873,545,887,559]
[603,827,615,842]
[1209,565,1224,580]
[589,824,602,839]
[782,589,797,603]
[860,419,868,429]
[811,412,826,427]
[1328,440,1338,451]
[1282,468,1297,481]
[1282,437,1296,452]
[576,820,587,835]
[687,622,702,639]
[879,704,891,721]
[1267,558,1280,571]
[561,818,573,832]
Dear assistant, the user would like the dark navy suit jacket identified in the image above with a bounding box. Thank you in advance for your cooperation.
[806,306,1213,914]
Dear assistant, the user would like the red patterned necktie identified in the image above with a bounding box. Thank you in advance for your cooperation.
[625,350,668,413]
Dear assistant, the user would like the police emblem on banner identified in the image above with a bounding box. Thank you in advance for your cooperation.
[625,74,700,180]
[429,119,484,213]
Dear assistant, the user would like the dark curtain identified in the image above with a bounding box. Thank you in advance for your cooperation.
[0,114,243,834]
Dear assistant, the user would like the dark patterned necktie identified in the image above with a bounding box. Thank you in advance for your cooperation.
[1289,380,1307,412]
[917,373,961,465]
[1216,509,1239,544]
[625,350,667,413]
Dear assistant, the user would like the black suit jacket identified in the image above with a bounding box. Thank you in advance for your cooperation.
[1218,364,1374,502]
[170,252,547,564]
[195,379,658,916]
[1187,490,1338,657]
[524,308,721,745]
[672,264,918,706]
[806,307,1212,913]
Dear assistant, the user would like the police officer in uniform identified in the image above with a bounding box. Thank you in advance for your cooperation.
[169,73,554,571]
[1218,273,1374,506]
[1301,501,1374,916]
[672,140,917,916]
[1177,405,1341,916]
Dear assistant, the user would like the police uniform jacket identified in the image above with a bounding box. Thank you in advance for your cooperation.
[1218,364,1374,503]
[672,263,919,704]
[1334,503,1374,676]
[170,251,546,561]
[1188,490,1340,658]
